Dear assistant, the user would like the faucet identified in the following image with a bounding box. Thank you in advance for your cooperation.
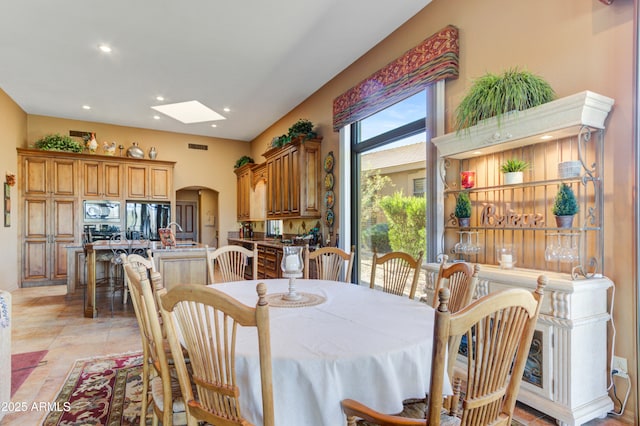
[167,221,184,232]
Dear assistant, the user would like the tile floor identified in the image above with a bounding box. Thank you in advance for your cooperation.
[3,284,633,425]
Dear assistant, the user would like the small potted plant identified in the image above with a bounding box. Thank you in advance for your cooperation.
[233,155,254,169]
[287,119,317,143]
[455,192,472,228]
[501,159,528,185]
[552,183,579,228]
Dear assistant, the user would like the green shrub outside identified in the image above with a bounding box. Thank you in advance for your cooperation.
[362,223,391,253]
[379,192,426,259]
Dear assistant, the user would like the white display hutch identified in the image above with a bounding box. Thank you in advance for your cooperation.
[428,91,615,426]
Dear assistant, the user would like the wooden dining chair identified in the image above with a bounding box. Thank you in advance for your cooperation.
[432,255,480,313]
[304,245,355,283]
[122,259,187,426]
[341,275,547,426]
[369,250,424,299]
[206,244,258,283]
[159,283,275,426]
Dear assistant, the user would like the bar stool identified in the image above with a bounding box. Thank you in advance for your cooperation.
[108,233,131,315]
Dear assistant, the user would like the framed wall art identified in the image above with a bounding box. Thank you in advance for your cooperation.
[4,183,10,227]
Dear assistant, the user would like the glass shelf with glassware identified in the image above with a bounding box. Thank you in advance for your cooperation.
[438,124,603,279]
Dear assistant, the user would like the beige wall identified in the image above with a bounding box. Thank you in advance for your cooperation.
[26,115,250,247]
[0,0,636,419]
[0,88,26,292]
[250,0,637,421]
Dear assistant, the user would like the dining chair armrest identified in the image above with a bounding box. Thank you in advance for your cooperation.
[341,399,426,426]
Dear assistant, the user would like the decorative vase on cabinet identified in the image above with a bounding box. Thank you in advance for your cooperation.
[149,147,157,160]
[127,142,144,159]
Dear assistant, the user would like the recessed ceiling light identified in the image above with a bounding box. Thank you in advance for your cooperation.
[540,135,553,140]
[151,100,226,124]
[156,96,164,102]
[98,44,112,53]
[153,115,161,120]
[472,151,482,155]
[82,105,91,110]
[211,124,217,128]
[223,107,230,112]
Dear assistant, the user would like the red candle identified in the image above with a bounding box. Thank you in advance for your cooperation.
[461,171,475,189]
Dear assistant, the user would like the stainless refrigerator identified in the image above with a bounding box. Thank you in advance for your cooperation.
[125,202,171,241]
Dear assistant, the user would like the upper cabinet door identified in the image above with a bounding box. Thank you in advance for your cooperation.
[149,166,172,200]
[23,157,77,197]
[23,157,48,196]
[83,161,122,199]
[126,164,148,199]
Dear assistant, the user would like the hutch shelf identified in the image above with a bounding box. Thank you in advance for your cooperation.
[430,91,615,426]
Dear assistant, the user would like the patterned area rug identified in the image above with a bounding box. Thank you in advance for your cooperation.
[41,352,526,426]
[42,352,145,426]
[357,399,525,425]
[11,350,48,396]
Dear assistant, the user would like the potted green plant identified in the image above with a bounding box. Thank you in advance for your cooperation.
[501,159,529,185]
[455,192,472,228]
[454,68,555,131]
[552,183,579,228]
[33,133,83,153]
[287,118,317,142]
[234,155,254,169]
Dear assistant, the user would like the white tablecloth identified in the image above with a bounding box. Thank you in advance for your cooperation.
[209,279,450,426]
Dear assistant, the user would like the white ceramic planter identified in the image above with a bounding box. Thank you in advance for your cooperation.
[504,171,523,185]
[558,160,581,178]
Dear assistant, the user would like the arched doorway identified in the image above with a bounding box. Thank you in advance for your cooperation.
[175,186,219,247]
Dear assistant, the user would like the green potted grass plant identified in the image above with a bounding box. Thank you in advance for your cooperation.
[455,192,472,228]
[34,133,83,153]
[552,183,579,228]
[501,159,529,185]
[455,68,555,132]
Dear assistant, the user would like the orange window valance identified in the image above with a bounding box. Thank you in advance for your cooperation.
[333,25,459,132]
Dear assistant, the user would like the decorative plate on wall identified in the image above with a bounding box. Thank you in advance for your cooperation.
[324,173,334,190]
[324,151,335,173]
[325,190,335,209]
[325,209,335,228]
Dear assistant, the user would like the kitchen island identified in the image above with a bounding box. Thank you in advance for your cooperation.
[67,241,209,318]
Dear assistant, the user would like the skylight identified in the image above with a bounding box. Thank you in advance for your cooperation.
[151,100,226,124]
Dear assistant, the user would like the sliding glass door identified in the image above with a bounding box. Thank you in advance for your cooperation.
[351,91,428,292]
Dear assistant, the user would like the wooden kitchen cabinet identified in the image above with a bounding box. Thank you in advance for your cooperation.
[257,245,282,278]
[82,160,122,199]
[263,138,322,219]
[23,155,77,197]
[19,152,79,286]
[18,148,176,287]
[234,163,252,221]
[235,163,267,221]
[126,163,173,200]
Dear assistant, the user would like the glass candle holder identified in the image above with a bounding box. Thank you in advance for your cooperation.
[461,171,475,189]
[281,246,304,301]
[496,245,516,269]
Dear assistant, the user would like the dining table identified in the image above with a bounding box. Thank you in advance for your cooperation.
[208,278,451,426]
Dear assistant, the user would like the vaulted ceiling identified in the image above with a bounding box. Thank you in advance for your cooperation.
[0,1,430,141]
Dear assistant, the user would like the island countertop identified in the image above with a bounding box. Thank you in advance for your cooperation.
[68,241,210,318]
[66,241,209,252]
